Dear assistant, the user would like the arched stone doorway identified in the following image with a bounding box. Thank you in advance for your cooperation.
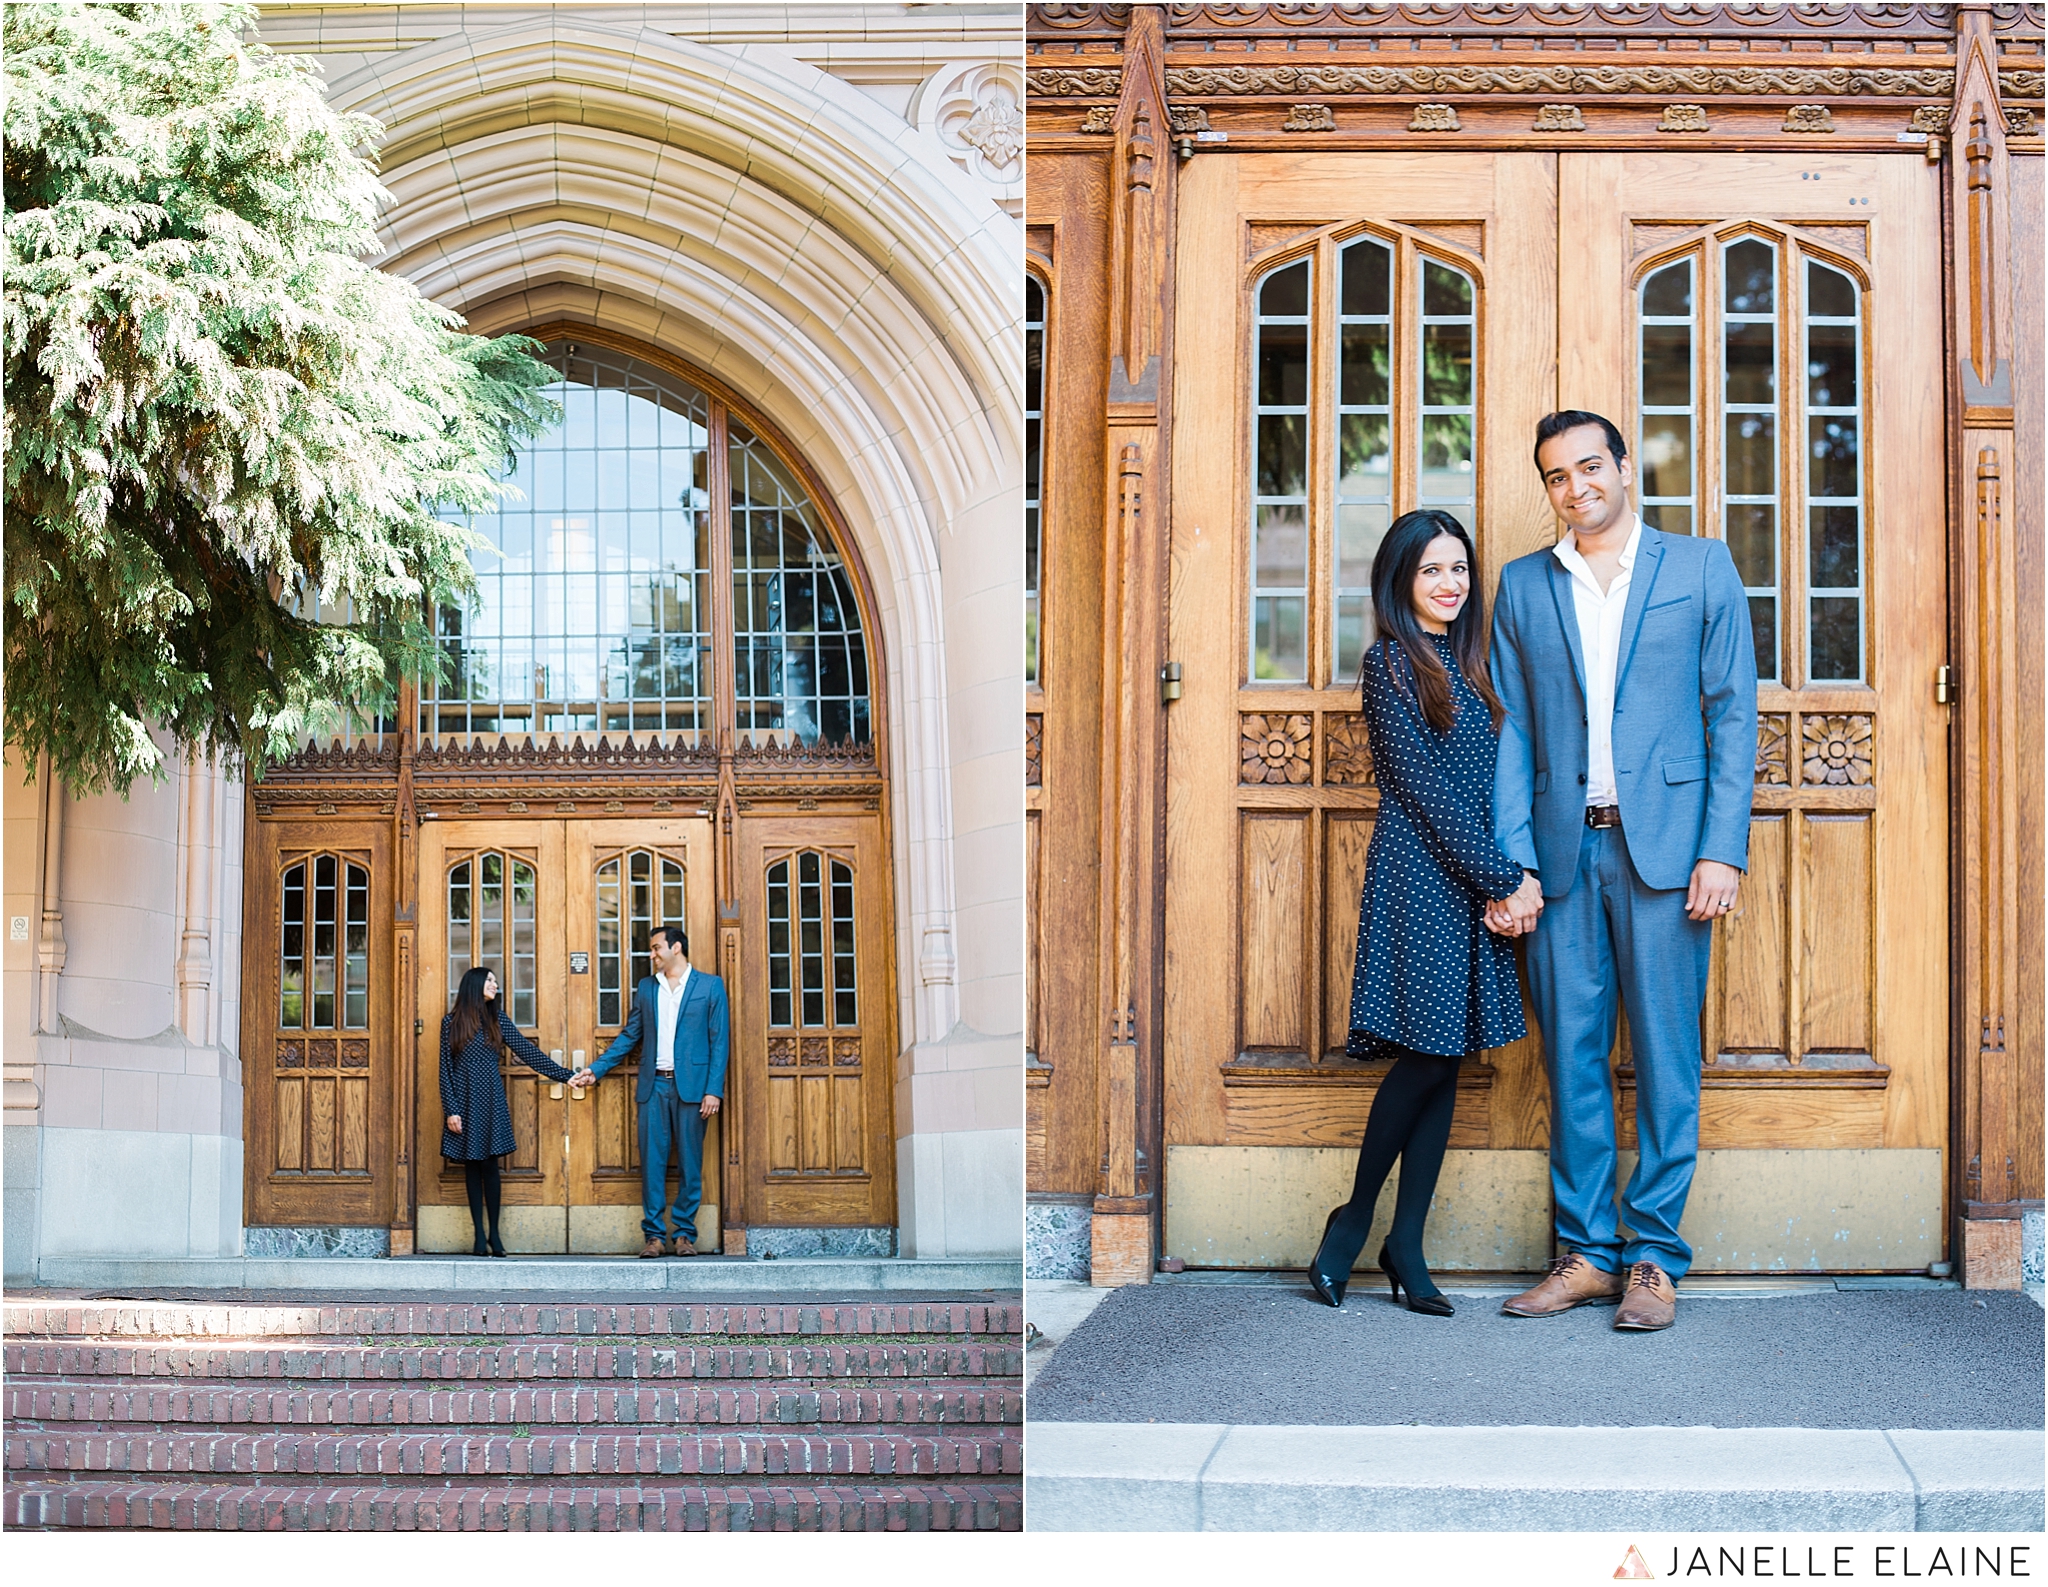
[242,334,901,1254]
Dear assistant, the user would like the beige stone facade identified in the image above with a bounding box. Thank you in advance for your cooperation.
[3,3,1025,1278]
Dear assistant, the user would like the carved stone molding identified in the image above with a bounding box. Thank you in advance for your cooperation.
[1659,104,1711,132]
[920,59,1025,187]
[1031,65,2021,101]
[1533,104,1585,131]
[1801,714,1874,787]
[1322,714,1375,788]
[1784,105,1837,133]
[1241,713,1313,785]
[1757,714,1791,786]
[1282,104,1337,132]
[1409,103,1461,132]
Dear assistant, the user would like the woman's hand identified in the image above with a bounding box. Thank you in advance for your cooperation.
[446,1114,462,1134]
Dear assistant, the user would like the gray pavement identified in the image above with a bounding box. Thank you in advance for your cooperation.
[1025,1422,2047,1532]
[1025,1282,2043,1429]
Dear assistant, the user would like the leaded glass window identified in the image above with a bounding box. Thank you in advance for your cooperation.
[593,851,685,1027]
[1026,275,1045,687]
[446,852,538,1027]
[1634,231,1866,688]
[1246,233,1482,687]
[280,857,368,1030]
[426,341,872,748]
[765,852,857,1030]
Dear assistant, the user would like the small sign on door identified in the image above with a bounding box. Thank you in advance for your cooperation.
[569,952,589,974]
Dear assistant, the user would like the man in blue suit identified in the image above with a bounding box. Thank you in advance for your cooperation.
[1488,411,1757,1332]
[574,924,730,1257]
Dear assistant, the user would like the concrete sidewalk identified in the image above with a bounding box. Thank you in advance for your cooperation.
[1025,1422,2045,1531]
[29,1255,1022,1294]
[1023,1277,2045,1530]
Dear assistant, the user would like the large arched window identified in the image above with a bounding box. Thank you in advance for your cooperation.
[426,341,872,746]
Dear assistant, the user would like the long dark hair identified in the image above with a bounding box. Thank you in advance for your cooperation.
[1366,508,1505,735]
[447,966,505,1056]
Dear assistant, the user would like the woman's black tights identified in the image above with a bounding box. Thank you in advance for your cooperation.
[463,1159,502,1250]
[1324,1048,1463,1300]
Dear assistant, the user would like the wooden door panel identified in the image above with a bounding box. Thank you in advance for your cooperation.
[414,820,568,1251]
[564,818,718,1252]
[1164,148,1561,1260]
[243,822,392,1228]
[1563,152,1947,1193]
[738,815,895,1230]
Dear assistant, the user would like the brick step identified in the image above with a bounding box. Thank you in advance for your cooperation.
[5,1301,1022,1341]
[5,1341,1022,1382]
[8,1428,1020,1479]
[4,1479,1023,1531]
[6,1381,1024,1429]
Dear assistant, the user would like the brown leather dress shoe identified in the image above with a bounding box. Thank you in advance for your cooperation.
[639,1236,666,1259]
[1612,1261,1678,1330]
[670,1238,697,1257]
[1500,1252,1625,1316]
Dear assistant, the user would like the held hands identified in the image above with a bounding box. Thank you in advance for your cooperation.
[1484,872,1545,938]
[569,1068,596,1088]
[1685,859,1743,923]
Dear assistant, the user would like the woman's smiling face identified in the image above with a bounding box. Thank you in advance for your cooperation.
[1410,533,1471,634]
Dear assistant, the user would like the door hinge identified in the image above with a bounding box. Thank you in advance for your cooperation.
[1159,661,1184,705]
[1935,664,1955,705]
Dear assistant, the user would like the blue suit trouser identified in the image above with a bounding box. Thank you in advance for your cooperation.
[1526,824,1712,1279]
[640,1074,706,1243]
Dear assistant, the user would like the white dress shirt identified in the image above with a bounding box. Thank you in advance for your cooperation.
[1551,514,1642,808]
[653,963,692,1073]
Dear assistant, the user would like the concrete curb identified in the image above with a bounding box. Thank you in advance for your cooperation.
[30,1256,1022,1294]
[1025,1423,2045,1532]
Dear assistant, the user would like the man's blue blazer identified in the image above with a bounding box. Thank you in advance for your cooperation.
[590,971,731,1104]
[1490,525,1758,896]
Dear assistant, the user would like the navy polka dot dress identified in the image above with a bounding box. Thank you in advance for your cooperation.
[1347,635,1529,1060]
[439,1007,574,1161]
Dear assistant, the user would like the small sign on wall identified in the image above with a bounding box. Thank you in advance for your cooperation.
[569,952,589,975]
[9,917,28,942]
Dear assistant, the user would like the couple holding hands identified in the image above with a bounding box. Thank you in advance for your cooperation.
[438,924,731,1259]
[1310,408,1758,1334]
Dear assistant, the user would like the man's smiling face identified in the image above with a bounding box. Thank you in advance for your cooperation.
[1537,424,1634,538]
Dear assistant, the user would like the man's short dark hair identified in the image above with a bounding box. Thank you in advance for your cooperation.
[1533,410,1628,472]
[650,924,688,958]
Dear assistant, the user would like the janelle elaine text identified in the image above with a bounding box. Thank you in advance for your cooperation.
[1662,1544,2031,1579]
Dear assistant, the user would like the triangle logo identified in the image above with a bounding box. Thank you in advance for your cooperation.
[1614,1545,1656,1580]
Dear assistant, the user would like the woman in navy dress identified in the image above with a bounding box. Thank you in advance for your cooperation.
[1309,509,1536,1314]
[441,965,575,1256]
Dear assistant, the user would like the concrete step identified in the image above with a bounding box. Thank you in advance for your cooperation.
[5,1478,1023,1531]
[32,1256,1023,1293]
[8,1429,1020,1479]
[5,1340,1024,1382]
[6,1380,1022,1430]
[5,1299,1021,1340]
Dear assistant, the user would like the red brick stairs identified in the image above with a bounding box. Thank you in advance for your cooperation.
[3,1297,1022,1531]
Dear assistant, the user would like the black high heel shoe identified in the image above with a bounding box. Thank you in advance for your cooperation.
[1308,1206,1350,1308]
[1378,1241,1454,1316]
[471,1232,490,1257]
[487,1231,508,1258]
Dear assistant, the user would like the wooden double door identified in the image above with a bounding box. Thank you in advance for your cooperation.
[1158,147,1948,1272]
[407,813,894,1253]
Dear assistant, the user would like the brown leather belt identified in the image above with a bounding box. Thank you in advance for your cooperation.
[1585,805,1622,830]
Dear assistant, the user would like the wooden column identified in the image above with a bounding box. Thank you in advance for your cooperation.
[1945,5,2027,1290]
[1091,5,1175,1286]
[389,685,419,1254]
